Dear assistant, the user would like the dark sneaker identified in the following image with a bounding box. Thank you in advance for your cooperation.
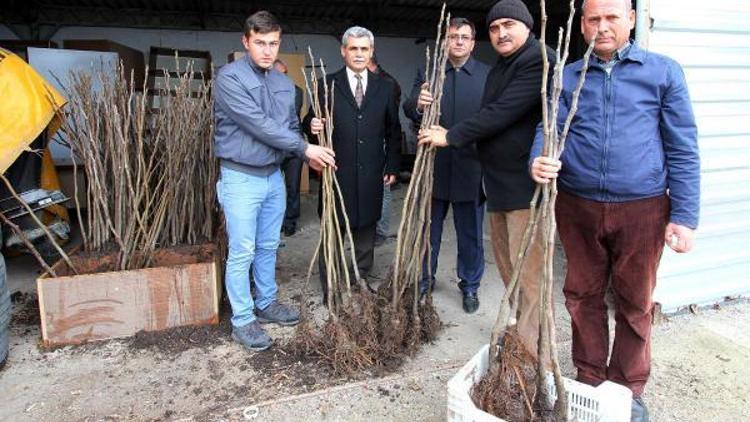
[256,301,300,326]
[282,223,296,237]
[462,291,479,314]
[631,397,650,422]
[231,320,272,351]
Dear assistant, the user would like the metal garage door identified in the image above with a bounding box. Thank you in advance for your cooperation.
[638,0,750,312]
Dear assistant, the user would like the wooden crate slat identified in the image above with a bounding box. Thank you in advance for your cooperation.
[37,245,220,347]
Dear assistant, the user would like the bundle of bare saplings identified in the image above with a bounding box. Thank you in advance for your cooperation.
[292,7,451,375]
[53,60,217,275]
[471,1,595,421]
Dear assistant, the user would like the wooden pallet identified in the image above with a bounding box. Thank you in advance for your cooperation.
[146,46,212,111]
[37,244,220,347]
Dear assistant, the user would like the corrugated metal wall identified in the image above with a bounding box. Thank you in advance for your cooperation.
[642,0,750,312]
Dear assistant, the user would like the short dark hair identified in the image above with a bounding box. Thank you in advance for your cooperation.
[244,11,281,36]
[450,17,476,38]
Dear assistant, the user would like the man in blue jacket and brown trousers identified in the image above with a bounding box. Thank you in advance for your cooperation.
[214,11,335,352]
[531,0,700,420]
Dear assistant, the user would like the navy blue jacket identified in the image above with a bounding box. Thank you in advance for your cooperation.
[530,44,700,228]
[403,56,490,203]
[214,54,306,175]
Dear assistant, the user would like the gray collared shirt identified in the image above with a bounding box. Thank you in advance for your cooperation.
[595,41,632,74]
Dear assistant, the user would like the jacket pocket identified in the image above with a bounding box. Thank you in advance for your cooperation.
[271,87,293,117]
[648,141,666,183]
[271,87,292,98]
[238,132,282,167]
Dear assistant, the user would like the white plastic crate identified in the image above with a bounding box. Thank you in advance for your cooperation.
[447,344,632,422]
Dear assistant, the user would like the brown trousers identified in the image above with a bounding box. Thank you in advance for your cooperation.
[556,191,669,397]
[489,210,544,360]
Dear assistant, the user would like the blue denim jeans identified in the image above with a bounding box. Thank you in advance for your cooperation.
[217,166,285,327]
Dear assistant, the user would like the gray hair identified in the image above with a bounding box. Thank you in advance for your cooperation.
[581,0,633,11]
[341,26,375,48]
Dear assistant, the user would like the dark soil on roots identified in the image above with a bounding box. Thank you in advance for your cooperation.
[471,328,538,422]
[289,287,442,377]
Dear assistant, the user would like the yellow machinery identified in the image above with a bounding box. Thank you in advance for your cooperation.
[0,47,68,367]
[0,47,70,254]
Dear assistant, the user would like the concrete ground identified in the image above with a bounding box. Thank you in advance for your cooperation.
[1,184,748,421]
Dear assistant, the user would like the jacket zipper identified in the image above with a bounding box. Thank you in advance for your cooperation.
[601,68,613,201]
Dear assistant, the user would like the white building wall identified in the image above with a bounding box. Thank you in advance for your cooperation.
[643,0,750,312]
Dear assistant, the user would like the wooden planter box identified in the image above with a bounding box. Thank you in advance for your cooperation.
[37,244,220,347]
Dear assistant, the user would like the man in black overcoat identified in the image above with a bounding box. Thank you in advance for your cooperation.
[303,26,401,302]
[419,0,555,361]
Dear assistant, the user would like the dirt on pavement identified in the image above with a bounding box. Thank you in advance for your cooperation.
[1,189,749,421]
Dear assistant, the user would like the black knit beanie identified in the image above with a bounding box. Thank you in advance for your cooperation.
[486,0,534,30]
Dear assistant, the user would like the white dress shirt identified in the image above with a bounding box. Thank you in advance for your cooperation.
[345,67,368,98]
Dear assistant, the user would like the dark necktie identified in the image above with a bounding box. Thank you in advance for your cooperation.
[354,73,364,108]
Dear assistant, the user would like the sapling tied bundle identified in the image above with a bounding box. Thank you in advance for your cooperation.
[472,1,595,420]
[291,49,384,375]
[292,6,452,374]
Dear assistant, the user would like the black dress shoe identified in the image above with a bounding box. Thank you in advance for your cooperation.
[374,233,387,247]
[363,279,377,294]
[631,396,650,422]
[283,223,296,237]
[462,291,479,314]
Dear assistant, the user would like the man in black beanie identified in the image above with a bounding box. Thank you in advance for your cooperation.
[420,0,554,363]
[485,0,534,35]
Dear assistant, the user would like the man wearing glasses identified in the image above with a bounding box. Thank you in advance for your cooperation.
[403,17,490,314]
[419,0,555,362]
[214,11,335,351]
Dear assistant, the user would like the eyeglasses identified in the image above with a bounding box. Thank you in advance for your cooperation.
[448,34,474,42]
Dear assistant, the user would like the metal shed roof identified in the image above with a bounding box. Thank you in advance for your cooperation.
[2,0,576,39]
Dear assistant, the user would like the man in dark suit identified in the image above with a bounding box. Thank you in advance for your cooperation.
[419,0,555,361]
[403,17,490,314]
[273,59,305,237]
[303,26,401,302]
[367,54,402,247]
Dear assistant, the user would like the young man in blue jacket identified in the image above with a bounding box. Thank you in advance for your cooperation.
[531,0,700,420]
[214,11,335,352]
